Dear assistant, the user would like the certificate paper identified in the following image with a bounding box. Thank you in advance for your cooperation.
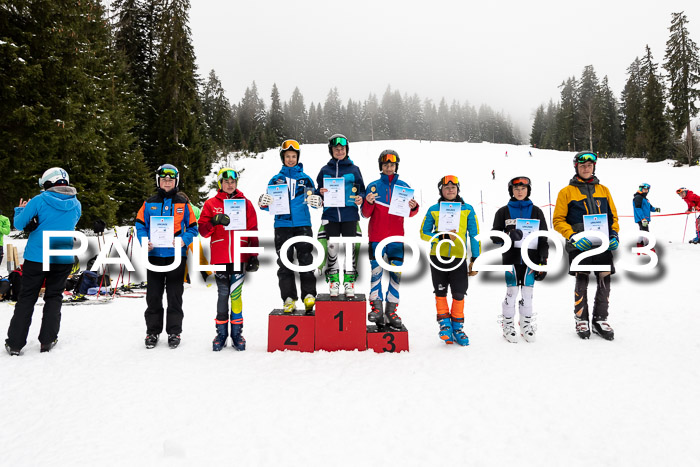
[324,178,345,208]
[437,202,460,232]
[582,213,609,245]
[515,218,540,249]
[388,186,414,217]
[224,199,246,231]
[150,216,174,248]
[267,184,290,215]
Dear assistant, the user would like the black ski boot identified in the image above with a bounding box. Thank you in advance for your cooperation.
[5,343,20,356]
[385,302,402,329]
[145,334,159,349]
[40,339,58,353]
[575,318,590,339]
[368,300,384,325]
[168,334,181,349]
[592,319,614,340]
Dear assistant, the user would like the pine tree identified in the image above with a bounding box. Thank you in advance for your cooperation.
[620,58,645,156]
[663,11,700,165]
[237,81,266,152]
[557,77,579,151]
[596,76,623,156]
[640,45,672,162]
[578,65,600,151]
[267,83,284,144]
[530,105,546,148]
[323,87,344,133]
[201,69,232,155]
[284,87,307,141]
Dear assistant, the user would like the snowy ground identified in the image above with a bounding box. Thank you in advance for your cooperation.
[2,141,700,466]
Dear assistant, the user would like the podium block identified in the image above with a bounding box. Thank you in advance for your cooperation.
[315,293,367,351]
[268,309,315,353]
[366,324,409,353]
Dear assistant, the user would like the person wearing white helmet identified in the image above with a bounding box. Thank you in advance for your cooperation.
[5,167,81,356]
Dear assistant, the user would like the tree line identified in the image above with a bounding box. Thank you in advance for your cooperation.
[530,11,700,166]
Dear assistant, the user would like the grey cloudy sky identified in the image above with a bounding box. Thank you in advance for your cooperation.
[189,0,700,136]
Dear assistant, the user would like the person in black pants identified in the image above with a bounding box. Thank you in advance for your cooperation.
[5,167,81,356]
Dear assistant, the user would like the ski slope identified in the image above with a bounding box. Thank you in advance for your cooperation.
[1,141,699,466]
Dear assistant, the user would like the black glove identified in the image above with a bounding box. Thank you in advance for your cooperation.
[211,213,230,226]
[655,208,661,213]
[93,219,106,234]
[245,256,259,272]
[508,229,523,242]
[534,259,547,281]
[24,216,39,233]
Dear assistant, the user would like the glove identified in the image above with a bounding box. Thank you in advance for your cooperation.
[641,219,649,228]
[24,216,39,233]
[93,219,106,234]
[211,213,230,226]
[246,256,259,272]
[258,193,273,208]
[654,208,661,213]
[608,236,619,251]
[534,259,547,281]
[508,229,523,242]
[570,236,593,251]
[307,194,323,208]
[468,257,478,277]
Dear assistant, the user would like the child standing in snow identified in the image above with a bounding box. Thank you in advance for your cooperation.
[633,183,660,251]
[491,176,549,343]
[362,149,419,329]
[677,187,700,243]
[420,175,480,346]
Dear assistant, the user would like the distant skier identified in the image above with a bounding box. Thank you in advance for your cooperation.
[491,176,549,343]
[677,187,700,243]
[529,151,532,157]
[491,169,495,180]
[420,175,480,346]
[633,183,659,252]
[553,152,618,341]
[505,151,508,157]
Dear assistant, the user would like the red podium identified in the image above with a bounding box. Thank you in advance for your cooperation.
[268,309,315,353]
[366,324,409,353]
[314,293,367,351]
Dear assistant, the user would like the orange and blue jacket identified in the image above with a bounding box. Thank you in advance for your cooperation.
[136,190,198,257]
[553,175,619,248]
[420,197,481,259]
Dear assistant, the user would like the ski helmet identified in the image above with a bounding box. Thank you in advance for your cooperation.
[217,167,239,190]
[39,167,69,190]
[156,164,179,189]
[573,151,597,173]
[638,183,651,192]
[438,175,460,195]
[378,149,400,172]
[328,134,349,156]
[508,176,531,198]
[279,139,301,163]
[677,187,688,195]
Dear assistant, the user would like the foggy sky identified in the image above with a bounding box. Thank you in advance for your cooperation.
[189,0,699,139]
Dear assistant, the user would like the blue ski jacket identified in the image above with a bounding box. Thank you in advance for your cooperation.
[262,163,318,228]
[633,192,656,223]
[135,189,198,258]
[13,187,82,264]
[316,157,366,223]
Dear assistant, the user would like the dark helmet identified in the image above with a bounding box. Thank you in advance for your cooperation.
[508,176,531,198]
[378,149,400,172]
[573,151,597,173]
[279,139,301,163]
[437,175,460,195]
[328,134,349,156]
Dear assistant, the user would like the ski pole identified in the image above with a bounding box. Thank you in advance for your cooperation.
[112,232,133,298]
[548,181,553,226]
[683,213,689,243]
[480,190,485,225]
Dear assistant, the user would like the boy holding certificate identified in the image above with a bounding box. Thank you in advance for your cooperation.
[553,152,618,341]
[135,164,198,350]
[316,134,366,297]
[258,139,323,313]
[362,150,419,328]
[420,176,480,346]
[199,168,259,351]
[491,177,549,343]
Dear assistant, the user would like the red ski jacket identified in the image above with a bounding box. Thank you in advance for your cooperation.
[683,190,700,211]
[199,190,258,265]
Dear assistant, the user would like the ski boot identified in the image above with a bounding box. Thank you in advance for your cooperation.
[212,321,228,351]
[438,318,453,344]
[451,320,470,346]
[592,318,614,341]
[575,318,590,339]
[368,300,384,324]
[502,316,518,343]
[343,282,355,298]
[283,297,296,314]
[519,316,536,343]
[231,323,246,351]
[5,343,20,356]
[145,334,159,349]
[167,334,181,349]
[40,339,58,353]
[327,272,340,297]
[303,294,316,314]
[385,302,402,329]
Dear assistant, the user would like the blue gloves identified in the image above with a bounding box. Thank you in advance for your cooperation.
[570,236,593,251]
[609,236,619,251]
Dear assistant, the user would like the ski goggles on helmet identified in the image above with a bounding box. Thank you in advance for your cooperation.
[330,136,348,147]
[157,167,178,179]
[510,177,531,186]
[281,139,300,151]
[379,153,398,163]
[677,187,687,194]
[440,175,460,187]
[218,169,239,181]
[575,152,597,164]
[639,183,651,191]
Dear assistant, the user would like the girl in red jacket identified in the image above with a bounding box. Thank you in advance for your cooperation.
[677,187,700,243]
[199,168,259,351]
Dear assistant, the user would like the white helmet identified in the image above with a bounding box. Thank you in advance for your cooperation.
[39,167,69,190]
